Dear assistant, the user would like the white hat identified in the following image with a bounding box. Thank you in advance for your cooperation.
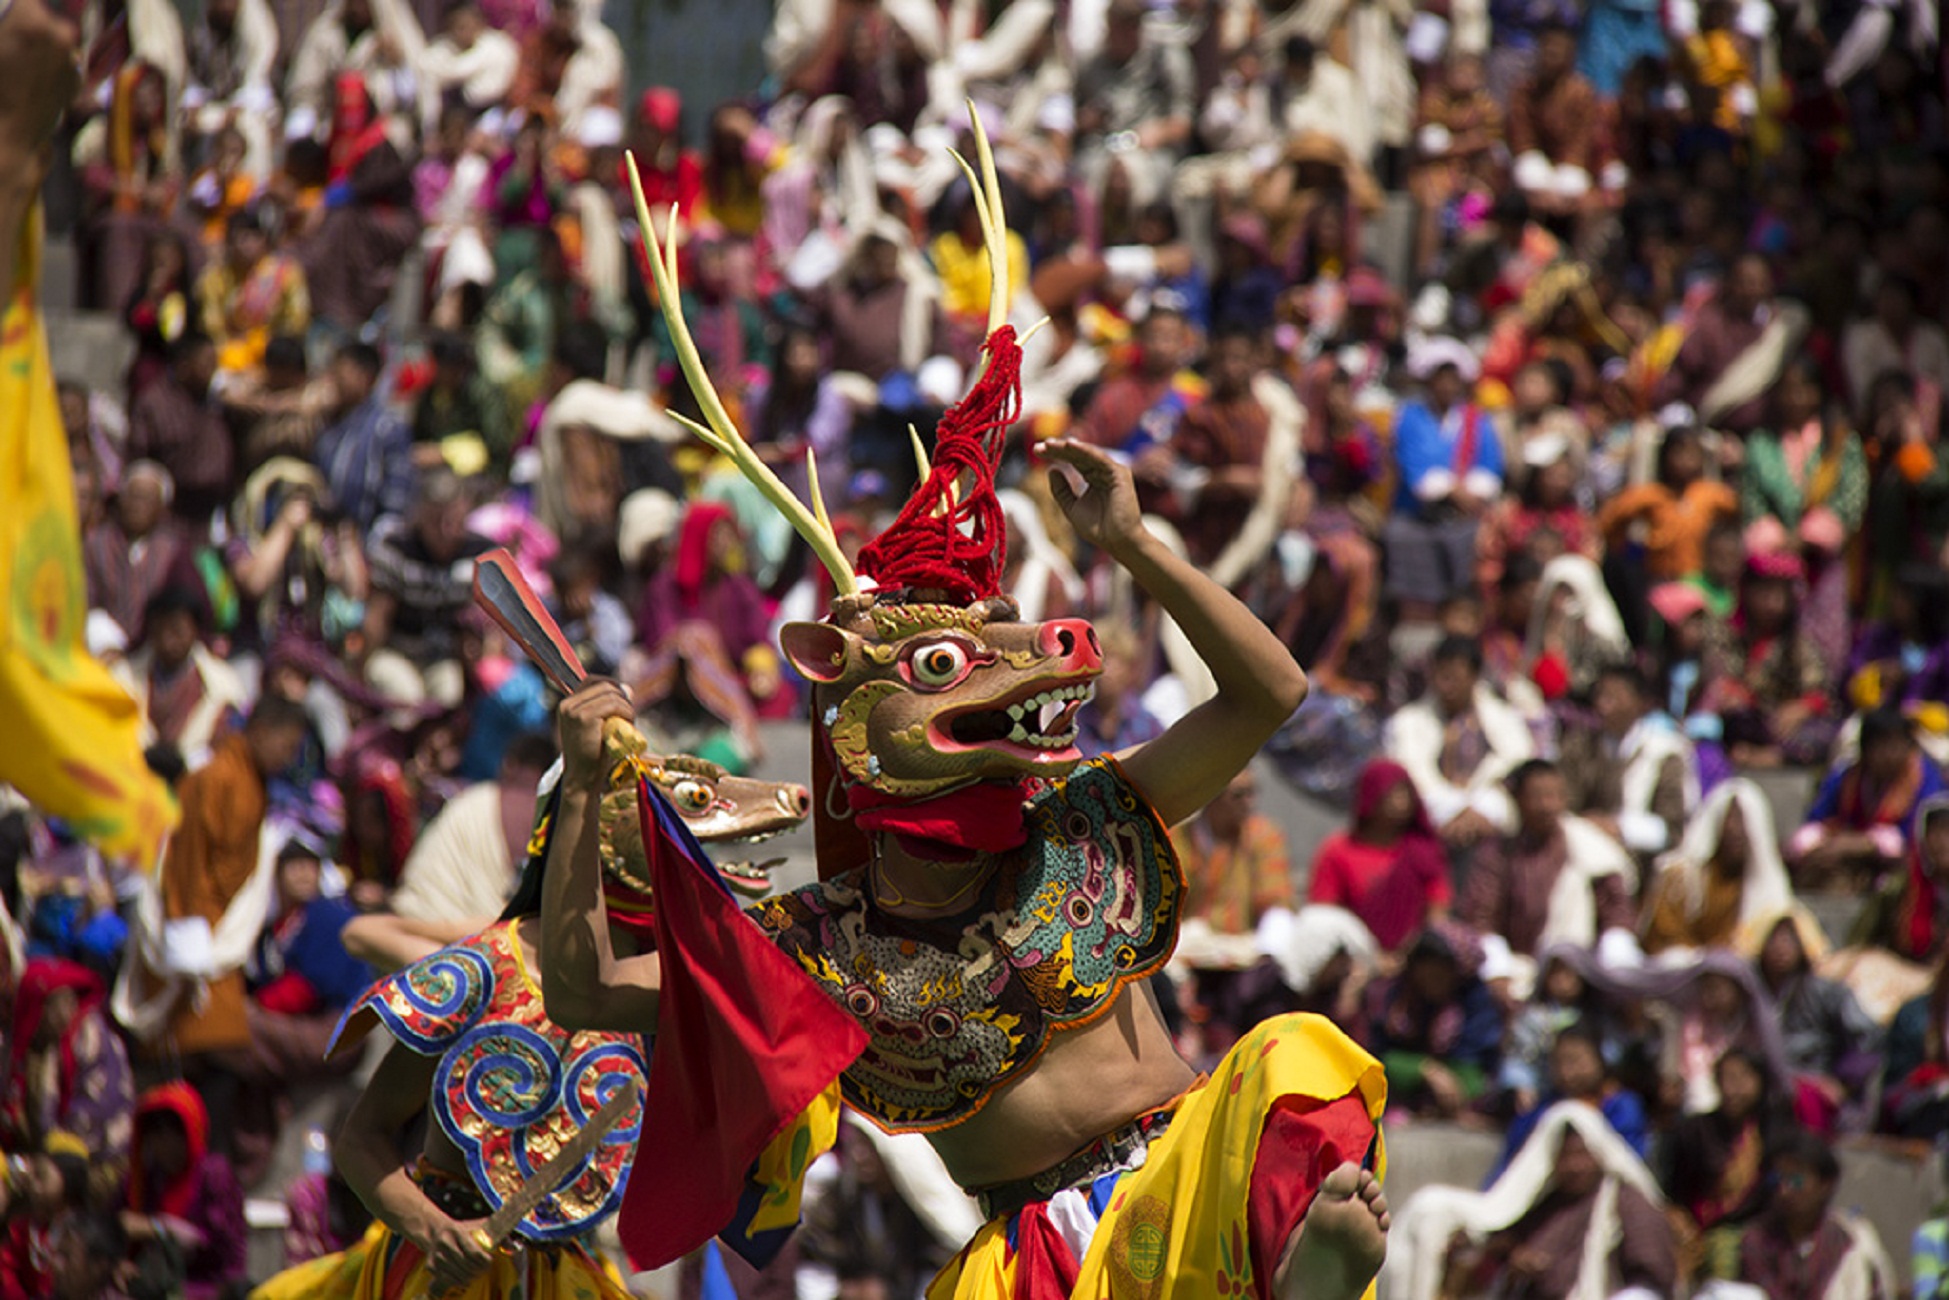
[617,489,682,569]
[575,105,623,149]
[1407,336,1480,382]
[1523,432,1571,468]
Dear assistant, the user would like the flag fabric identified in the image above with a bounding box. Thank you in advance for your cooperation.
[616,777,867,1269]
[698,1241,739,1300]
[0,212,175,864]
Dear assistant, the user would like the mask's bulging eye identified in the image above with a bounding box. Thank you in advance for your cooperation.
[910,642,970,688]
[671,779,714,812]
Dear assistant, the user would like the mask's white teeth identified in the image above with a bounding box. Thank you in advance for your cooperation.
[1009,722,1029,744]
[1038,697,1064,732]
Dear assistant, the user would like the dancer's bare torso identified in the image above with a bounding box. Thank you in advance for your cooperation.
[927,979,1194,1187]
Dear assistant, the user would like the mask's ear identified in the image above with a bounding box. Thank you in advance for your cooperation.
[780,622,856,683]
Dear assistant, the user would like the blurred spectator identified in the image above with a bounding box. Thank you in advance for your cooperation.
[1424,1104,1677,1300]
[1460,760,1639,982]
[146,699,309,1154]
[126,332,232,537]
[110,587,248,770]
[1702,552,1836,769]
[1721,1132,1894,1300]
[1844,274,1949,408]
[361,468,490,709]
[1664,1048,1793,1282]
[1362,922,1502,1118]
[1747,907,1882,1135]
[1074,623,1164,758]
[1506,22,1599,211]
[1386,342,1502,612]
[1306,758,1452,952]
[1654,253,1797,437]
[0,960,134,1204]
[1171,771,1293,938]
[1598,424,1739,586]
[83,460,190,648]
[314,341,416,534]
[419,1,519,114]
[195,206,310,376]
[1641,779,1792,955]
[1852,796,1949,962]
[1492,1023,1652,1180]
[1791,707,1947,889]
[1385,635,1535,846]
[1557,663,1696,857]
[1073,0,1194,211]
[222,334,338,475]
[121,1083,247,1300]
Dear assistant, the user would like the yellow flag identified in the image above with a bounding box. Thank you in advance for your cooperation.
[0,212,176,863]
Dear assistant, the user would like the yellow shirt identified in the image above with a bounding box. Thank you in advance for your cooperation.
[928,230,1030,323]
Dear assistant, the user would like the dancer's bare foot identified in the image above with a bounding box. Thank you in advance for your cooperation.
[1274,1162,1389,1300]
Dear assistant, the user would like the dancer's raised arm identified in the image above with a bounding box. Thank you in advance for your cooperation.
[1041,437,1309,828]
[539,681,663,1032]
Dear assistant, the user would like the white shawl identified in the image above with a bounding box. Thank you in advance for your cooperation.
[112,821,283,1043]
[553,3,624,142]
[1648,777,1792,936]
[1208,373,1304,593]
[1385,683,1536,832]
[1385,1101,1665,1300]
[1525,554,1631,671]
[1615,716,1699,854]
[418,27,519,118]
[388,781,519,922]
[1257,904,1380,995]
[1539,814,1639,953]
[534,379,683,540]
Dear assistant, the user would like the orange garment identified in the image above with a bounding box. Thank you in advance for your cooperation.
[158,733,267,1056]
[1598,479,1739,580]
[1170,813,1295,935]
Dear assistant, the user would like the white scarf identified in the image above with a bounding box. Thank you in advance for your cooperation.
[1386,683,1535,829]
[1539,815,1639,953]
[112,821,283,1043]
[1525,554,1631,669]
[1616,715,1699,848]
[1650,777,1792,933]
[1257,904,1379,995]
[1385,1101,1664,1300]
[1208,373,1304,592]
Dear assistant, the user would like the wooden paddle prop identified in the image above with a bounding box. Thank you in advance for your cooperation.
[472,548,588,693]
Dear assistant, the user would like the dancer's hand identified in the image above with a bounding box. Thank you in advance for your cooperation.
[1040,438,1148,558]
[423,1215,495,1294]
[559,679,634,791]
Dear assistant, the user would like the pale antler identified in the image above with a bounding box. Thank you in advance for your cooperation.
[625,155,861,598]
[947,100,1009,339]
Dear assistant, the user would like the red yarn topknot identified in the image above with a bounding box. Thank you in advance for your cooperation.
[856,325,1022,604]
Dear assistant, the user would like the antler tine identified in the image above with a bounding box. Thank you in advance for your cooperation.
[626,152,859,598]
[805,448,834,539]
[947,100,1009,340]
[908,425,931,481]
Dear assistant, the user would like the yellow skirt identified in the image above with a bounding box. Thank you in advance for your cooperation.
[928,1013,1388,1300]
[249,1219,633,1300]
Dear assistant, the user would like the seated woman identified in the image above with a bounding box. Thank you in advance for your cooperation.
[1852,795,1949,962]
[1492,1023,1651,1182]
[1641,778,1793,955]
[1740,355,1867,681]
[1882,947,1949,1138]
[1791,706,1947,891]
[1523,553,1632,705]
[1664,1048,1794,1285]
[0,959,135,1206]
[1642,952,1793,1118]
[1845,562,1949,719]
[1747,907,1882,1135]
[1399,1102,1677,1300]
[120,1084,247,1300]
[1307,758,1454,953]
[1361,922,1504,1119]
[1699,551,1836,769]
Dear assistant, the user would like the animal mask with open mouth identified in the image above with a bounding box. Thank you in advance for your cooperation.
[630,111,1103,871]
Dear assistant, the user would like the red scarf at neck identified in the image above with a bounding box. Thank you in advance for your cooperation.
[845,780,1033,862]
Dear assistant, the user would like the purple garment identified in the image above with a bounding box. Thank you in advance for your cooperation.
[166,1154,248,1299]
[488,152,557,228]
[635,570,772,661]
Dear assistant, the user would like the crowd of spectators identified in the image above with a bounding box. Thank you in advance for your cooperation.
[4,0,1948,1293]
